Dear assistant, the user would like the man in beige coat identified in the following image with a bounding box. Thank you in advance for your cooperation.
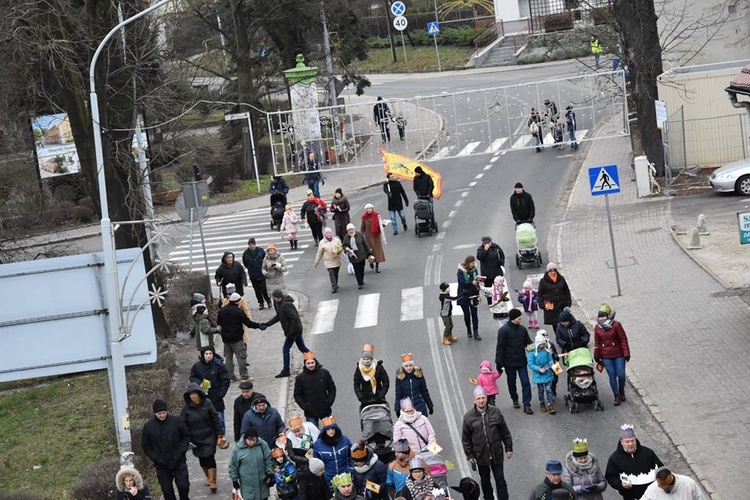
[315,227,343,293]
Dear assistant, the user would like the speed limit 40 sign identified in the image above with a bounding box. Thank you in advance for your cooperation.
[393,15,408,31]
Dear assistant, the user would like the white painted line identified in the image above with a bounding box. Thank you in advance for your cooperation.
[490,156,500,163]
[461,191,469,198]
[442,220,451,229]
[424,255,434,287]
[432,243,441,253]
[469,181,477,187]
[455,200,463,207]
[511,135,532,150]
[400,287,424,322]
[483,165,493,170]
[354,293,380,329]
[457,141,481,156]
[453,243,475,249]
[432,254,443,287]
[475,173,484,179]
[430,146,453,160]
[484,137,508,153]
[575,129,589,141]
[448,210,456,218]
[310,299,339,335]
[436,232,445,240]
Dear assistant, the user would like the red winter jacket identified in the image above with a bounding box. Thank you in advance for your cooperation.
[594,320,630,360]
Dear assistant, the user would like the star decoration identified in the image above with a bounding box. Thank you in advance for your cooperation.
[148,282,168,307]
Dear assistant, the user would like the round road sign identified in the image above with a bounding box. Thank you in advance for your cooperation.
[393,16,408,32]
[390,1,406,16]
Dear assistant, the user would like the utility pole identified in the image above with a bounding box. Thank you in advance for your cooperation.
[383,0,397,63]
[320,0,337,107]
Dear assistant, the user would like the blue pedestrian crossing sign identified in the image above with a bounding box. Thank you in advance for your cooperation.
[390,1,406,16]
[588,165,620,196]
[428,21,440,35]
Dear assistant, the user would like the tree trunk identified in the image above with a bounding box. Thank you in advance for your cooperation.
[613,0,665,176]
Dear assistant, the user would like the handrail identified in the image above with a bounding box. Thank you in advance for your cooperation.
[473,20,505,50]
[511,18,531,53]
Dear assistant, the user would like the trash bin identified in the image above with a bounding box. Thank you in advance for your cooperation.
[325,148,337,165]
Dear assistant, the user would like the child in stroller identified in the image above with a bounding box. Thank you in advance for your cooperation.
[270,192,287,230]
[413,196,437,237]
[361,402,394,464]
[563,347,603,413]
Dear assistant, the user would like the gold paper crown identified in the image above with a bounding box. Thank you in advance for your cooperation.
[351,445,368,460]
[321,416,336,428]
[401,353,414,363]
[572,438,588,454]
[363,343,375,353]
[303,351,317,360]
[271,447,285,458]
[331,473,353,488]
[287,416,304,429]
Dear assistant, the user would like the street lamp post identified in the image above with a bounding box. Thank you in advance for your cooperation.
[89,0,172,467]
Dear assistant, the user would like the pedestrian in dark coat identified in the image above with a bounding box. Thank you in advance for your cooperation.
[233,380,266,442]
[141,399,191,500]
[351,443,389,500]
[394,353,433,417]
[476,236,505,285]
[495,309,534,414]
[562,438,607,500]
[412,166,434,199]
[313,417,354,486]
[181,383,222,492]
[528,460,576,500]
[240,396,285,447]
[383,172,409,235]
[509,183,536,224]
[537,262,572,332]
[301,190,326,244]
[189,345,231,435]
[215,251,247,298]
[294,352,337,425]
[331,188,351,241]
[263,289,310,378]
[457,256,481,340]
[242,238,272,309]
[353,343,390,409]
[554,308,590,354]
[462,386,513,500]
[116,467,152,500]
[343,223,373,289]
[297,457,331,500]
[217,294,266,380]
[605,425,663,500]
[229,428,275,500]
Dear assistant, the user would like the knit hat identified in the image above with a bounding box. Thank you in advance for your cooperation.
[572,438,589,457]
[514,182,523,188]
[324,227,333,235]
[620,424,635,439]
[244,428,259,439]
[309,457,325,475]
[239,380,254,390]
[558,308,572,323]
[401,352,414,366]
[272,289,284,298]
[534,332,547,345]
[546,262,558,272]
[364,203,374,210]
[439,282,450,291]
[351,441,368,460]
[306,189,314,196]
[508,308,522,321]
[229,292,241,302]
[332,472,353,488]
[400,397,414,410]
[248,237,256,245]
[192,292,205,303]
[481,236,492,243]
[597,309,609,318]
[546,460,563,474]
[287,416,304,430]
[152,399,167,413]
[523,279,532,289]
[303,351,317,360]
[226,283,236,293]
[393,438,410,453]
[362,343,375,360]
[346,223,356,230]
[473,385,486,397]
[409,456,426,471]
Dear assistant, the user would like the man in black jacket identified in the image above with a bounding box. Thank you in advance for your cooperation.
[605,424,663,500]
[232,380,266,443]
[141,399,191,500]
[413,166,434,200]
[189,346,231,434]
[217,292,266,381]
[476,236,505,285]
[242,238,271,309]
[262,289,310,378]
[509,182,536,225]
[462,386,513,500]
[495,309,534,415]
[383,172,409,235]
[215,251,247,298]
[373,96,391,143]
[294,351,337,427]
[554,308,590,354]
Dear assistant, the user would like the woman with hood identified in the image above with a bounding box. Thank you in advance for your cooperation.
[314,227,343,293]
[215,251,247,298]
[281,203,300,250]
[229,428,275,500]
[457,255,481,340]
[116,467,151,499]
[537,262,572,334]
[394,353,434,417]
[193,304,220,350]
[181,383,222,493]
[360,203,386,273]
[392,397,437,454]
[594,306,631,406]
[353,344,390,409]
[312,416,354,487]
[331,188,351,241]
[351,441,388,500]
[262,242,287,291]
[562,438,607,499]
[396,456,434,500]
[554,308,590,355]
[527,331,557,414]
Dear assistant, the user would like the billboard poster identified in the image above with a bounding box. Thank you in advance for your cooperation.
[32,113,81,178]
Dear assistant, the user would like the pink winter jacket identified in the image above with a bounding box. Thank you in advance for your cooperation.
[392,414,436,454]
[477,361,501,396]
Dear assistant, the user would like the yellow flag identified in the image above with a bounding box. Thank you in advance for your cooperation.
[381,146,442,199]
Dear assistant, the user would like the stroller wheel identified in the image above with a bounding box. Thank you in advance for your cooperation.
[595,400,604,411]
[570,402,579,413]
[564,394,569,406]
[515,254,522,269]
[536,254,542,267]
[270,221,274,230]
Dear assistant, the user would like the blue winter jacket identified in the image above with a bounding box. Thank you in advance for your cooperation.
[527,347,555,384]
[353,452,389,499]
[312,424,353,484]
[394,367,433,416]
[240,402,285,447]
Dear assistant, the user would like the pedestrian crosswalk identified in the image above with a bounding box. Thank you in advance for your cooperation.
[167,205,315,272]
[429,130,588,160]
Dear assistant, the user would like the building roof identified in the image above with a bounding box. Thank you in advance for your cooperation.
[728,64,750,93]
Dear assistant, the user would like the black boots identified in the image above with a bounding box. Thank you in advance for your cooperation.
[473,329,482,341]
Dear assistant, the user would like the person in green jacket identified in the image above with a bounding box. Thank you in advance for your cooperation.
[590,36,603,67]
[229,428,275,500]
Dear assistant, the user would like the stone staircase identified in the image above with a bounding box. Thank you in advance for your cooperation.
[474,33,528,68]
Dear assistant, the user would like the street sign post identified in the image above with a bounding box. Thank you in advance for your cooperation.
[589,165,622,296]
[393,16,408,61]
[739,212,750,245]
[427,22,441,72]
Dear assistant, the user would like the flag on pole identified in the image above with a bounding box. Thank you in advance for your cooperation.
[381,146,442,199]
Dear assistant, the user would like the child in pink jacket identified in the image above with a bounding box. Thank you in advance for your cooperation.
[476,360,502,406]
[517,278,540,329]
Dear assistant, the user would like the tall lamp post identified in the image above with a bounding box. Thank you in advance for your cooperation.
[89,0,172,467]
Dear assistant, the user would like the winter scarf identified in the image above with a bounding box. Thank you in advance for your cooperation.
[361,210,381,237]
[406,474,434,498]
[399,410,419,424]
[358,360,378,393]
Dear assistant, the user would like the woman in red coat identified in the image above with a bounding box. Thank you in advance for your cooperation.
[593,309,631,406]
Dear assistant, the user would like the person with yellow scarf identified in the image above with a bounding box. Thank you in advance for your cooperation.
[353,344,390,410]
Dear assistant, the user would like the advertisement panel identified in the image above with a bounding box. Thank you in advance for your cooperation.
[32,113,81,178]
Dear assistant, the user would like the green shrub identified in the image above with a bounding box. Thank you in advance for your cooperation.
[518,47,549,64]
[162,268,213,334]
[367,26,485,49]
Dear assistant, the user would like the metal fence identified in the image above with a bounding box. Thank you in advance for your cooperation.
[663,108,749,185]
[264,70,629,176]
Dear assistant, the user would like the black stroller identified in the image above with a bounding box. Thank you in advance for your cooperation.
[563,347,603,413]
[551,120,564,149]
[270,193,286,230]
[413,197,437,237]
[360,402,394,464]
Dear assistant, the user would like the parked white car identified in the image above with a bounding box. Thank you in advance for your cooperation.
[709,158,750,195]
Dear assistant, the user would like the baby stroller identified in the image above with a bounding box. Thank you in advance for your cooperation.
[270,192,287,230]
[413,197,437,237]
[418,450,450,492]
[514,222,542,268]
[563,347,603,413]
[551,120,564,149]
[360,403,394,464]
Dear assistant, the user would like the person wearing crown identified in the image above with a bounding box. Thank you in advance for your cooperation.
[562,438,607,499]
[394,353,434,417]
[605,424,663,499]
[313,415,354,489]
[294,351,337,428]
[353,344,390,409]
